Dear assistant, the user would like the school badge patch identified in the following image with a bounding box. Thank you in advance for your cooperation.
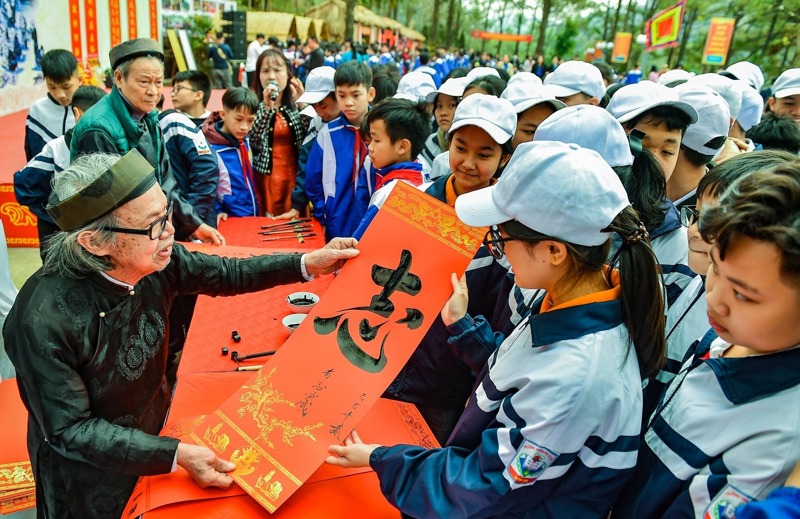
[703,484,753,519]
[195,140,212,155]
[507,440,558,484]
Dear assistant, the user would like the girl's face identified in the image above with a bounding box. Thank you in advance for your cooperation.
[259,55,289,92]
[434,94,458,133]
[687,196,713,275]
[449,126,509,195]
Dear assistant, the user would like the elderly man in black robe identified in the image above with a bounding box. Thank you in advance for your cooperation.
[3,150,358,518]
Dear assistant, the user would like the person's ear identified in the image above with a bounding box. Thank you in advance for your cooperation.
[397,138,411,155]
[499,152,512,168]
[545,240,569,266]
[194,89,204,103]
[77,230,114,257]
[114,69,123,88]
[72,106,84,122]
[767,97,775,112]
[367,87,376,103]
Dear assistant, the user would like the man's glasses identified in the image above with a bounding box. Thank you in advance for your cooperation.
[101,202,173,240]
[483,227,522,259]
[172,85,199,94]
[680,205,699,228]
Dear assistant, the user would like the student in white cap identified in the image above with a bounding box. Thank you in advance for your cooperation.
[768,68,800,126]
[606,81,698,179]
[420,77,469,174]
[501,82,565,149]
[327,141,666,519]
[656,68,692,86]
[537,103,693,308]
[731,83,764,143]
[463,74,507,98]
[506,71,542,87]
[667,83,731,208]
[394,70,437,103]
[721,60,765,92]
[275,66,339,219]
[543,60,606,106]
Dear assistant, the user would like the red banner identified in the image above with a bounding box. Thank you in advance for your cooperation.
[612,32,633,63]
[85,0,98,59]
[128,0,138,40]
[471,30,532,43]
[149,0,159,41]
[0,185,38,247]
[645,0,685,51]
[68,0,82,60]
[109,0,122,47]
[702,18,736,66]
[187,182,484,512]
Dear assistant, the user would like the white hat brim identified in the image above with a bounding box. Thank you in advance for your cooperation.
[297,90,330,104]
[774,87,800,99]
[545,84,583,99]
[615,99,699,124]
[514,98,567,114]
[449,117,512,144]
[455,185,508,227]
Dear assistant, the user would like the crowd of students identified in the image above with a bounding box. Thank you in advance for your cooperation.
[12,38,800,518]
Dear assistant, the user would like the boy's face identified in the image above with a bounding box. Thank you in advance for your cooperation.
[368,119,408,169]
[171,80,203,112]
[769,94,800,125]
[46,71,81,107]
[512,104,555,150]
[705,235,800,354]
[434,94,458,133]
[312,94,340,123]
[630,116,682,180]
[220,107,256,141]
[687,195,712,275]
[335,84,374,126]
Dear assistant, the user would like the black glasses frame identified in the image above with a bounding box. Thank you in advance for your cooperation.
[100,202,173,240]
[680,205,699,228]
[172,85,199,94]
[483,227,519,259]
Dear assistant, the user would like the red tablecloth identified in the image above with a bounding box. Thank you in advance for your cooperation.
[217,217,325,250]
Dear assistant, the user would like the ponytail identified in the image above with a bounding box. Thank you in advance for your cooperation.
[605,206,666,379]
[613,148,667,234]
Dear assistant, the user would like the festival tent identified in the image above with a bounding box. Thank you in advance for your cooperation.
[246,11,298,42]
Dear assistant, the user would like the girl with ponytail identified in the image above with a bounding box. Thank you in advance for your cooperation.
[326,142,665,518]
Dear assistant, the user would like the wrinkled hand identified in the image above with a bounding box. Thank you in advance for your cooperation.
[441,273,468,326]
[177,443,235,489]
[288,77,304,104]
[303,237,359,276]
[194,222,226,245]
[326,430,380,469]
[216,212,228,226]
[274,208,300,220]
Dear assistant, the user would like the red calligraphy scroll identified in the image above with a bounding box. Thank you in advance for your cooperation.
[149,0,159,41]
[128,0,138,40]
[68,0,82,60]
[84,0,98,59]
[109,0,122,47]
[186,181,485,512]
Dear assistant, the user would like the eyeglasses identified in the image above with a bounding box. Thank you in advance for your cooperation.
[172,85,199,94]
[101,202,173,240]
[680,205,699,228]
[483,227,523,259]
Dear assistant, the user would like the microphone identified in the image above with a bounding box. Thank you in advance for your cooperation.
[267,81,279,101]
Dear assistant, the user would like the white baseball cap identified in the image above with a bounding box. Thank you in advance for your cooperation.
[534,105,633,167]
[691,73,743,120]
[455,141,630,246]
[394,71,437,103]
[425,77,469,104]
[507,71,543,87]
[657,69,693,86]
[466,67,501,82]
[296,66,336,104]
[737,86,764,132]
[543,61,605,101]
[772,68,800,99]
[448,93,516,144]
[674,83,731,156]
[501,82,566,113]
[606,81,698,125]
[724,61,765,91]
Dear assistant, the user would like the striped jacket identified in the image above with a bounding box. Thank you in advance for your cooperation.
[372,295,643,518]
[614,330,800,518]
[24,94,74,161]
[14,132,71,223]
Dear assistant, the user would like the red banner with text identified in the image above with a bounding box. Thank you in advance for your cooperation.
[109,0,122,47]
[471,30,532,42]
[150,0,159,41]
[702,18,735,66]
[85,0,99,59]
[69,0,82,60]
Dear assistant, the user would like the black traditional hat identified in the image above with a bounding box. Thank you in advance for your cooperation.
[109,38,164,70]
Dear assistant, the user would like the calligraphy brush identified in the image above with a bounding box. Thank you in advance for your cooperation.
[259,226,313,235]
[260,218,312,229]
[261,233,317,242]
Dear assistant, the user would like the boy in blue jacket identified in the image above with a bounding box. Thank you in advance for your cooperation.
[201,87,260,221]
[305,61,375,240]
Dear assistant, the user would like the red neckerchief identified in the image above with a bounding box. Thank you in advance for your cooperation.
[376,168,423,190]
[239,140,258,213]
[345,124,368,192]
